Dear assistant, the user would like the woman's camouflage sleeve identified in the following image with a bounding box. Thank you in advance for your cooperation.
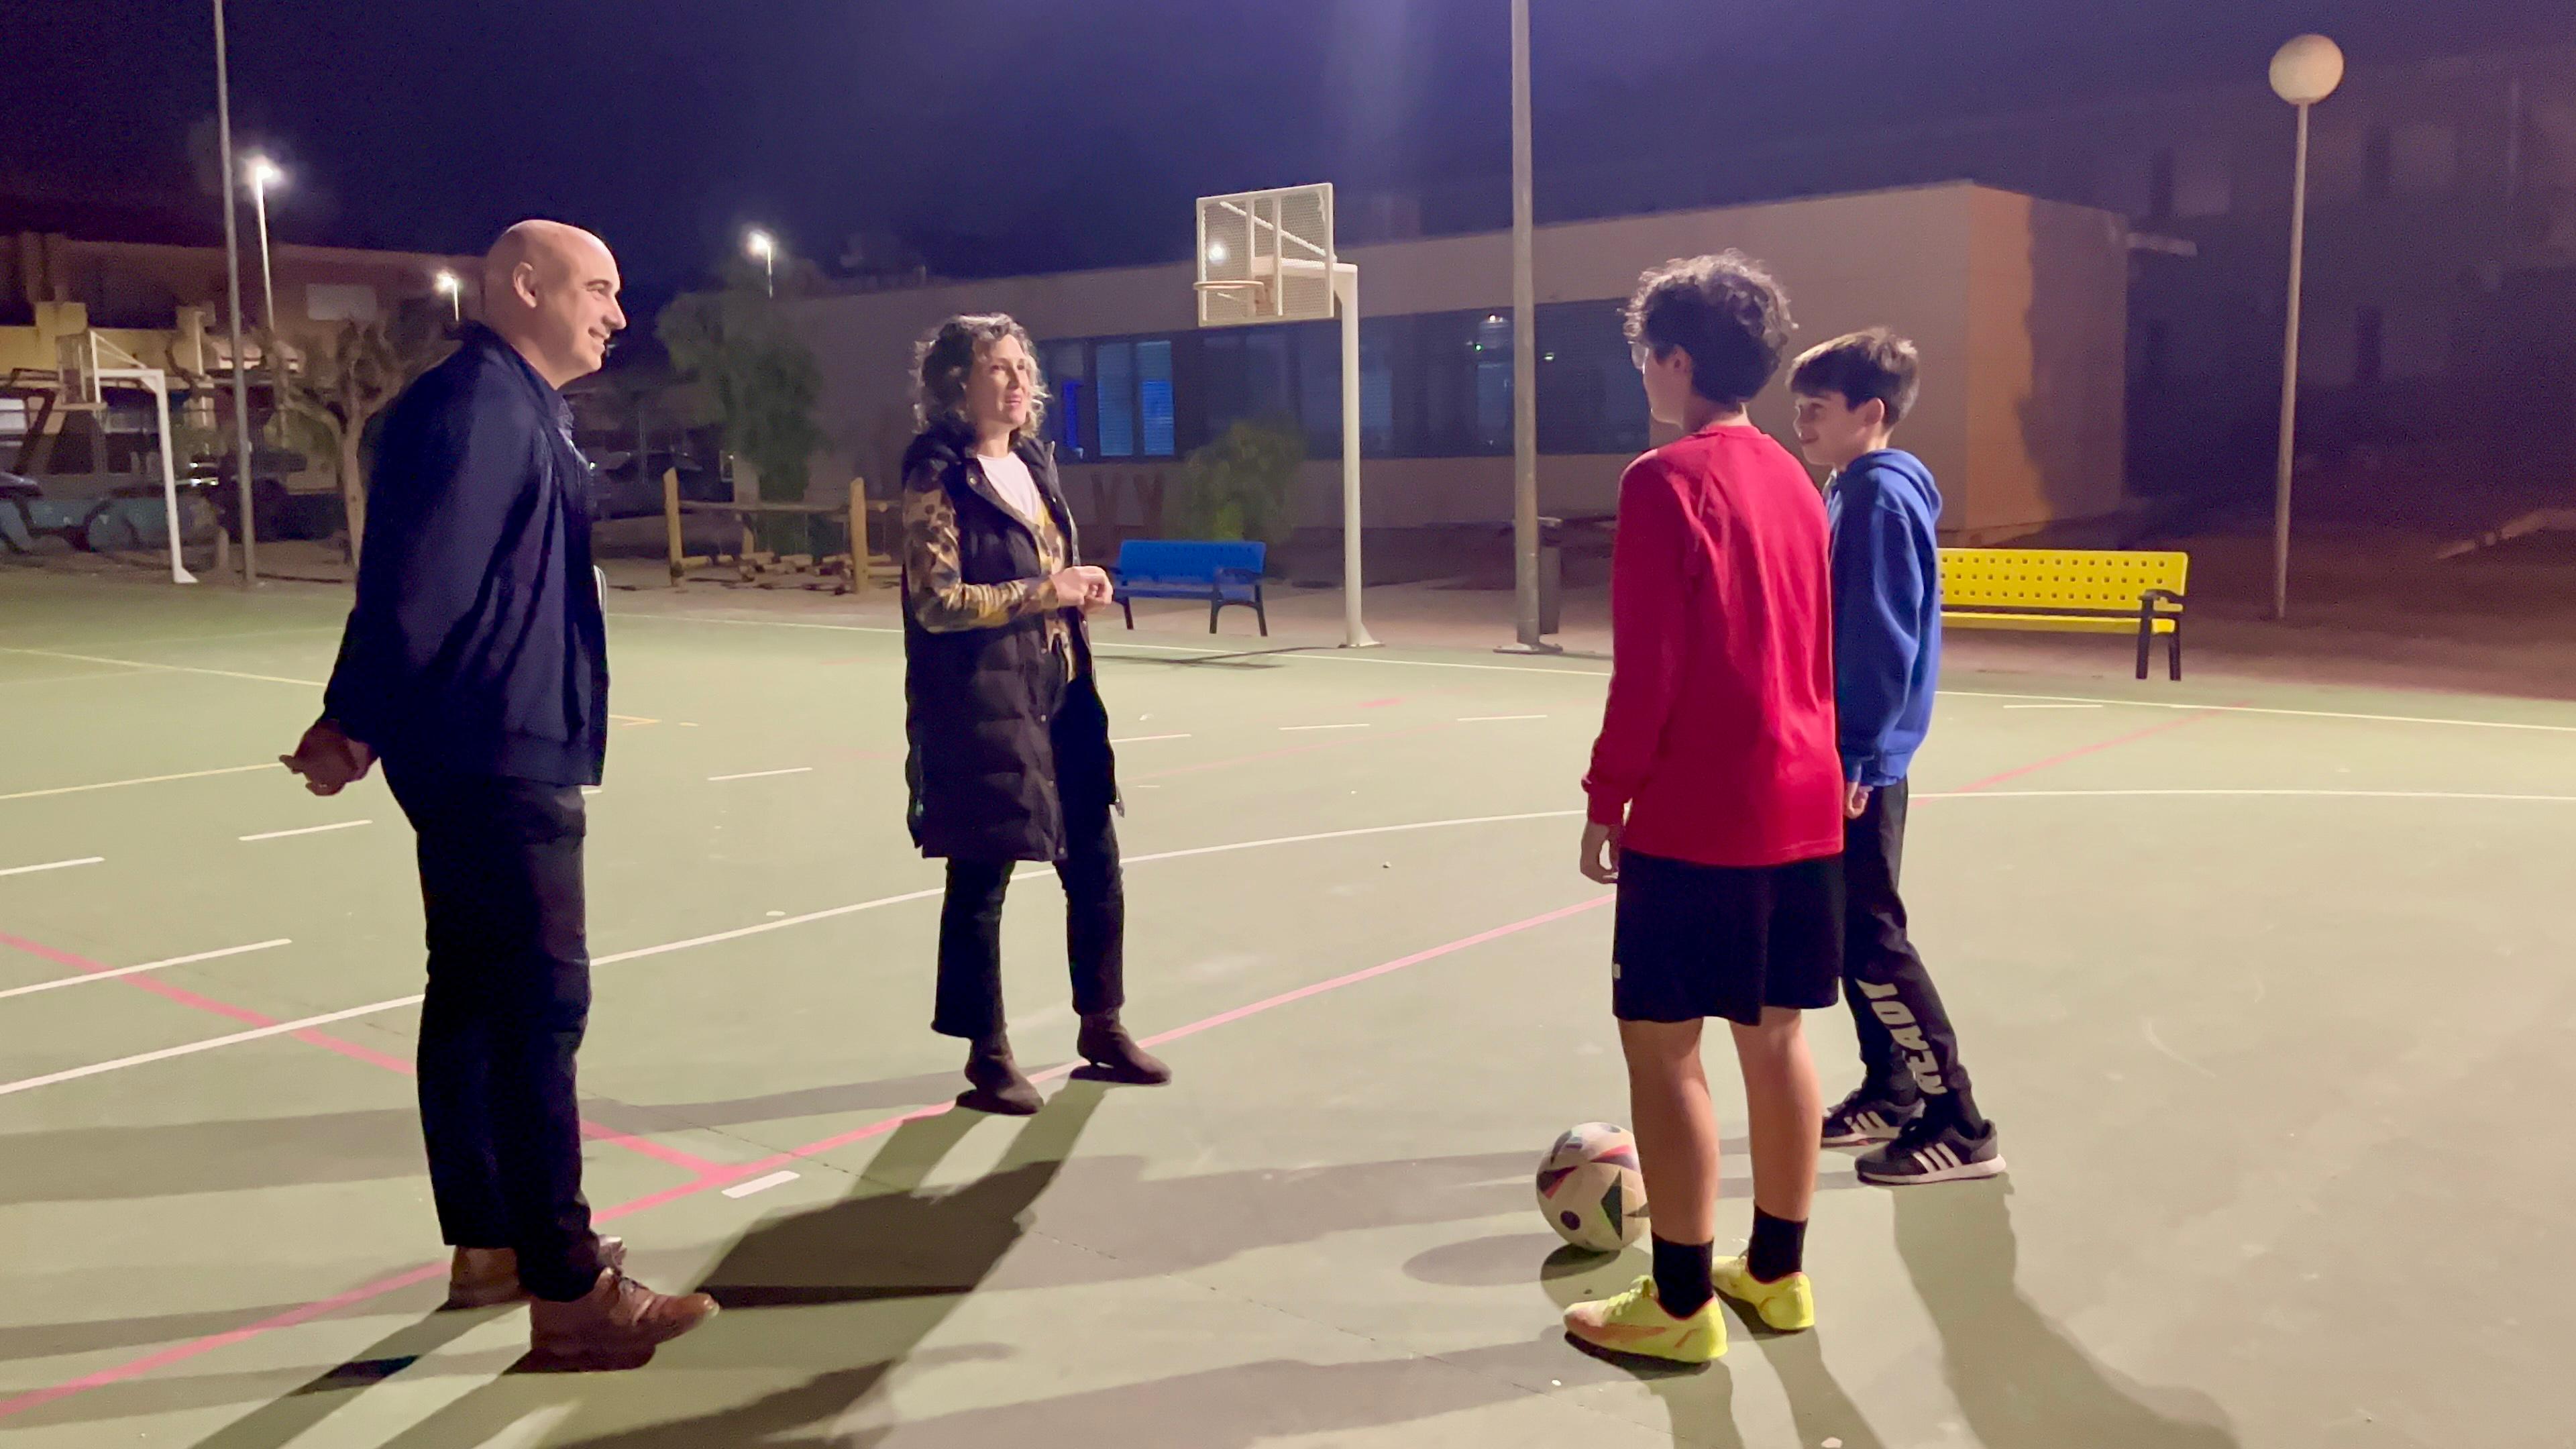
[902,466,1064,633]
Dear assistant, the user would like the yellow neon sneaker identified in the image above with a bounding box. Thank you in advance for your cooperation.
[1711,1256,1815,1332]
[1562,1275,1726,1363]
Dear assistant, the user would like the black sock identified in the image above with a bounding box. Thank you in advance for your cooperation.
[1650,1236,1715,1318]
[1746,1210,1807,1283]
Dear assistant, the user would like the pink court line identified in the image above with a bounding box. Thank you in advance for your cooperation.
[0,933,720,1178]
[0,892,1614,1424]
[1949,708,2235,795]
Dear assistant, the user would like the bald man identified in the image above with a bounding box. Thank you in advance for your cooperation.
[284,221,714,1370]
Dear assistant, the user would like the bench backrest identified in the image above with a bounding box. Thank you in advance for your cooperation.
[1116,539,1265,582]
[1940,547,2188,612]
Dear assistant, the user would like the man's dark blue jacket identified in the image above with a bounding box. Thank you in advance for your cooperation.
[322,325,608,786]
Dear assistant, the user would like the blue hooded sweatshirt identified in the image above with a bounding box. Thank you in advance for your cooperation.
[1826,449,1942,786]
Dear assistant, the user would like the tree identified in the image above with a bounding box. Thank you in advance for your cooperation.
[266,314,453,560]
[1167,417,1303,554]
[657,261,825,536]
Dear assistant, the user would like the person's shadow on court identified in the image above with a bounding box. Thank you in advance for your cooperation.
[1894,1180,2242,1448]
[194,1083,1108,1449]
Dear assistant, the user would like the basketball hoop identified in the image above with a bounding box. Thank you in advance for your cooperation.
[1191,278,1271,325]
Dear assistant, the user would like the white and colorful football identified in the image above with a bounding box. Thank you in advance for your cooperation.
[1535,1122,1648,1252]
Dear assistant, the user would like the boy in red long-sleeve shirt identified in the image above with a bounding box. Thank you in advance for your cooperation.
[1564,253,1843,1365]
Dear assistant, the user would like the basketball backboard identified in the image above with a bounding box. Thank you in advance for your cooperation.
[54,331,101,409]
[1195,184,1336,327]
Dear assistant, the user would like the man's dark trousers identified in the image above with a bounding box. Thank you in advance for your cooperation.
[387,762,605,1302]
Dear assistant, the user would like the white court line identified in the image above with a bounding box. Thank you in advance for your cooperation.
[1460,714,1549,722]
[0,998,420,1098]
[1281,723,1370,733]
[708,767,815,783]
[0,857,103,879]
[0,646,700,730]
[611,612,1615,676]
[239,820,371,843]
[722,1171,801,1199]
[2001,703,2102,710]
[1947,688,2576,734]
[1112,734,1192,744]
[0,647,321,689]
[616,610,2576,727]
[0,938,292,1001]
[0,625,339,650]
[0,810,1580,1097]
[0,763,281,804]
[0,667,152,690]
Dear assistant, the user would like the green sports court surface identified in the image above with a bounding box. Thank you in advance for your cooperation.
[3,566,2573,1447]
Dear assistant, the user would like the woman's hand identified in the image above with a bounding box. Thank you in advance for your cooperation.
[1051,566,1114,612]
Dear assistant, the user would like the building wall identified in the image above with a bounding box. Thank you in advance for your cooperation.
[1962,191,2132,538]
[792,182,2127,539]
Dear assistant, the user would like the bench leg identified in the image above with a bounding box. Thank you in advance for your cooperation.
[2135,619,2152,681]
[1208,592,1222,635]
[1254,585,1268,639]
[1122,596,1134,631]
[2169,621,2184,681]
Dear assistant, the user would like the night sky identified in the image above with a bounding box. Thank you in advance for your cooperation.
[11,0,2571,313]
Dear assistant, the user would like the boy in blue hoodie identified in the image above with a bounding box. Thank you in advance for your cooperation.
[1790,330,2002,1185]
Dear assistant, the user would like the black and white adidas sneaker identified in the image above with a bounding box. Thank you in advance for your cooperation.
[1821,1087,1921,1147]
[1856,1116,2006,1185]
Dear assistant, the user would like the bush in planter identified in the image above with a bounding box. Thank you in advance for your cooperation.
[1166,416,1301,565]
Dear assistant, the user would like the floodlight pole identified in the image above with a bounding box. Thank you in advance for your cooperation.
[1505,0,1550,652]
[1334,263,1377,649]
[213,0,258,585]
[2270,100,2312,622]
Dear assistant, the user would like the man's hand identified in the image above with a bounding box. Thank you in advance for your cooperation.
[1845,782,1872,821]
[1051,566,1114,612]
[1580,820,1623,885]
[281,719,375,797]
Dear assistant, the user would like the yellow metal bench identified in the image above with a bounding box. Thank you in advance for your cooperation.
[1941,548,2190,680]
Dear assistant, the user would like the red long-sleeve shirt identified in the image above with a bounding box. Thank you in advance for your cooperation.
[1582,422,1844,869]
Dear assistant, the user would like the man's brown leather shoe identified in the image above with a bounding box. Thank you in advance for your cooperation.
[524,1269,718,1372]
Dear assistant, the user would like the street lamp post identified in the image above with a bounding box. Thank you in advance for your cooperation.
[211,0,257,585]
[2267,34,2345,623]
[747,229,777,297]
[434,270,463,324]
[246,156,282,329]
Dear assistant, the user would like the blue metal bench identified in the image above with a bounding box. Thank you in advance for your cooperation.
[1111,539,1268,636]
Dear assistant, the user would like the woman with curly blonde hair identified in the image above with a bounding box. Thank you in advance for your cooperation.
[897,314,1170,1114]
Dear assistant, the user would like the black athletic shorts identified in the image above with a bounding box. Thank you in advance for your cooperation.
[1612,849,1845,1026]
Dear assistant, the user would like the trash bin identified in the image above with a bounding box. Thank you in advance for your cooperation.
[1537,515,1564,637]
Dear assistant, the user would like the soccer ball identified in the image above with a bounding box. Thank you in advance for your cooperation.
[1536,1122,1648,1253]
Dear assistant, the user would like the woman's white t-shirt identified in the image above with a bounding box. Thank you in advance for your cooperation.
[977,450,1044,525]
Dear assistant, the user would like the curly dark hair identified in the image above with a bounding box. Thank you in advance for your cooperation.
[912,313,1050,443]
[1790,327,1922,426]
[1623,252,1795,409]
